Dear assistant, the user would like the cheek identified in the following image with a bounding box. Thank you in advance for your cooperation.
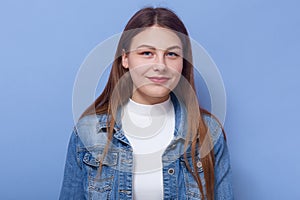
[129,64,149,76]
[177,64,183,73]
[127,57,146,78]
[127,55,147,68]
[168,60,183,74]
[128,66,150,87]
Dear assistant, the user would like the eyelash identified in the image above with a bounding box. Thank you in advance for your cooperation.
[167,52,179,57]
[140,51,153,56]
[139,51,179,57]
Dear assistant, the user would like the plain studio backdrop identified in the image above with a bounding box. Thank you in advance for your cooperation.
[0,0,299,199]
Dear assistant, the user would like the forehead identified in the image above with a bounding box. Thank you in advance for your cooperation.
[130,27,182,50]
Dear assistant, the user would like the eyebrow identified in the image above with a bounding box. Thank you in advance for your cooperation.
[135,44,182,51]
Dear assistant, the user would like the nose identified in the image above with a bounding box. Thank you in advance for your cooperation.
[153,52,166,71]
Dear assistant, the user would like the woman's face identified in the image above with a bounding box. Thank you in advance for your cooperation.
[122,26,183,105]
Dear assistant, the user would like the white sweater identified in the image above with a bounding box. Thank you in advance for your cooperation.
[121,97,175,200]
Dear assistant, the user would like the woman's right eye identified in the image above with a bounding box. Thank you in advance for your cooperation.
[140,51,153,56]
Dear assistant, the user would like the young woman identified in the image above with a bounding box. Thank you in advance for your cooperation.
[60,7,233,200]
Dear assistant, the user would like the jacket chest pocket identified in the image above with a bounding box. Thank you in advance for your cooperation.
[83,151,118,200]
[180,155,205,200]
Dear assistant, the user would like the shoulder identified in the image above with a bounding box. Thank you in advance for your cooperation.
[76,114,108,127]
[74,114,110,148]
[201,113,231,164]
[75,114,109,132]
[202,113,225,146]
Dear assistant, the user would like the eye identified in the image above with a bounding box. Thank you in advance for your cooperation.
[140,51,153,57]
[166,52,179,57]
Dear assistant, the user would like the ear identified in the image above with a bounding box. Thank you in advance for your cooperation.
[121,49,129,69]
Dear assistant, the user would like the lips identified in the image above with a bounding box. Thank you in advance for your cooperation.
[147,76,170,83]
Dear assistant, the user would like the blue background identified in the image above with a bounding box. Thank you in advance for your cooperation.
[1,0,299,199]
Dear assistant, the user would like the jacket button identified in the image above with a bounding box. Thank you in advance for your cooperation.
[197,161,202,168]
[168,168,175,175]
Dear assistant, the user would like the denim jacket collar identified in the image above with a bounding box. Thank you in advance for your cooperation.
[111,92,188,145]
[75,92,189,152]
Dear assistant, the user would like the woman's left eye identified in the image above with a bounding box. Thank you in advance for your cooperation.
[166,52,179,57]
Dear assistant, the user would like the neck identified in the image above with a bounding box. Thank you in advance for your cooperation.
[131,94,170,105]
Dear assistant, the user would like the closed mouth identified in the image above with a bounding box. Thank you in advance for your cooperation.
[147,77,170,83]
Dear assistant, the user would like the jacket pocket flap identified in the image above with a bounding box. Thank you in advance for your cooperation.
[83,151,118,167]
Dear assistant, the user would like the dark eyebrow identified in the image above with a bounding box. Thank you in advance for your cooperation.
[135,44,182,51]
[136,44,156,50]
[166,45,182,51]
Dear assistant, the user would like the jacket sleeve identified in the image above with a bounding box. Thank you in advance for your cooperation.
[59,129,85,200]
[213,128,234,200]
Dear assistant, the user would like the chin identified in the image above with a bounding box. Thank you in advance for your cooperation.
[145,85,171,97]
[133,85,171,103]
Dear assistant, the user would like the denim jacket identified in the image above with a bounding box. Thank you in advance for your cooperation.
[59,94,233,200]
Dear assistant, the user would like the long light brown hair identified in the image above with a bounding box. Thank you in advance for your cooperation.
[81,7,219,200]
